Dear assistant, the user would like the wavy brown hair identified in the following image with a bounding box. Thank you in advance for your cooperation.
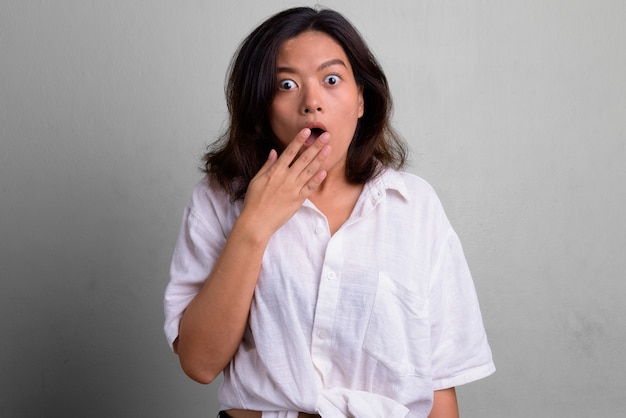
[203,7,407,200]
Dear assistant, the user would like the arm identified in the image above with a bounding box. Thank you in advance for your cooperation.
[428,388,459,418]
[175,129,331,384]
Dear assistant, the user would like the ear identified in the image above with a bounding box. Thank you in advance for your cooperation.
[357,85,365,118]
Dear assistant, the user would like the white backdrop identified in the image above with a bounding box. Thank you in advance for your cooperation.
[1,1,625,416]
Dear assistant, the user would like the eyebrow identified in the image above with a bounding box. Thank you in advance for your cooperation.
[277,58,348,74]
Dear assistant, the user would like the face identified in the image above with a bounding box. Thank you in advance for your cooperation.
[269,31,364,177]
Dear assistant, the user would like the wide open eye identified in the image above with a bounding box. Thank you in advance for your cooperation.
[324,74,340,86]
[278,79,298,90]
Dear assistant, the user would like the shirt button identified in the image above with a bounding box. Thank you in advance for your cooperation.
[327,271,336,280]
[315,224,324,235]
[318,330,329,339]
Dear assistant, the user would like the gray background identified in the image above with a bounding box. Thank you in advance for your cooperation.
[1,0,625,417]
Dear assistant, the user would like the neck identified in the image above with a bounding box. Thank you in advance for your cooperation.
[309,173,364,236]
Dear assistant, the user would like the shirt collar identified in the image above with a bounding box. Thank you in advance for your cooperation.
[349,169,410,220]
[302,168,410,217]
[368,168,410,202]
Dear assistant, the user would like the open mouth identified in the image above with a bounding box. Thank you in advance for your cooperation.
[308,127,326,142]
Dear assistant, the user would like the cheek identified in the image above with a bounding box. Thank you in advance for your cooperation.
[338,103,363,129]
[340,93,364,119]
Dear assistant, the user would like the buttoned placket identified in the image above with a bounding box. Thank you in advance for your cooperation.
[307,185,385,383]
[310,229,344,382]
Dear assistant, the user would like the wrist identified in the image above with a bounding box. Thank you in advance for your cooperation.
[231,212,273,248]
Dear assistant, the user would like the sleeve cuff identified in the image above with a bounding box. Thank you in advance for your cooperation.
[433,361,496,391]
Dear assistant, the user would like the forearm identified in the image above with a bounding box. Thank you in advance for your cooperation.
[176,215,270,384]
[428,388,459,418]
[175,129,330,384]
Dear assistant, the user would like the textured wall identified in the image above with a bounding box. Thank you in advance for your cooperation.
[1,1,625,416]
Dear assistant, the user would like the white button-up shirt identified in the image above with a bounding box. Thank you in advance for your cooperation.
[164,169,495,417]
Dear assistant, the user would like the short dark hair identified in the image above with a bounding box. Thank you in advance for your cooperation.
[202,6,407,200]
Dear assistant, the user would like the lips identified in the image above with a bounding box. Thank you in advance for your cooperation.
[303,128,325,147]
[309,127,325,141]
[305,122,327,144]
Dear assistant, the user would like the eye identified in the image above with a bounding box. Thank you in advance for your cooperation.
[324,74,340,86]
[278,79,298,90]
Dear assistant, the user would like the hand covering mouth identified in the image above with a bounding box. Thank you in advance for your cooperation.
[293,127,326,164]
[305,127,326,145]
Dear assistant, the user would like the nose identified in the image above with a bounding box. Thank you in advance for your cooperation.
[301,84,323,114]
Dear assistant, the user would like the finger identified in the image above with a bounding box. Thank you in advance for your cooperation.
[291,130,331,177]
[290,131,330,168]
[274,128,312,168]
[300,169,328,198]
[295,142,331,184]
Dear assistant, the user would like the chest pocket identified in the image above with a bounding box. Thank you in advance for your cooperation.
[363,272,432,377]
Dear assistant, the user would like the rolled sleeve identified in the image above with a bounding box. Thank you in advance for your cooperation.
[429,229,495,390]
[163,184,231,351]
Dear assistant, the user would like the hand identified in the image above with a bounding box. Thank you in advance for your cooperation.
[239,128,331,238]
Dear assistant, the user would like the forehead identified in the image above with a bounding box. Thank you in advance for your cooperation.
[277,31,351,68]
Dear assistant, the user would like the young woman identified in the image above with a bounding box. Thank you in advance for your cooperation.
[164,7,495,418]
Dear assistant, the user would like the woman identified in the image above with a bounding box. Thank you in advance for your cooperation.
[164,7,494,418]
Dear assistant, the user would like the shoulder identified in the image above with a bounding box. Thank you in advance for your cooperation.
[376,168,452,231]
[189,177,239,207]
[186,177,241,231]
[378,168,443,207]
